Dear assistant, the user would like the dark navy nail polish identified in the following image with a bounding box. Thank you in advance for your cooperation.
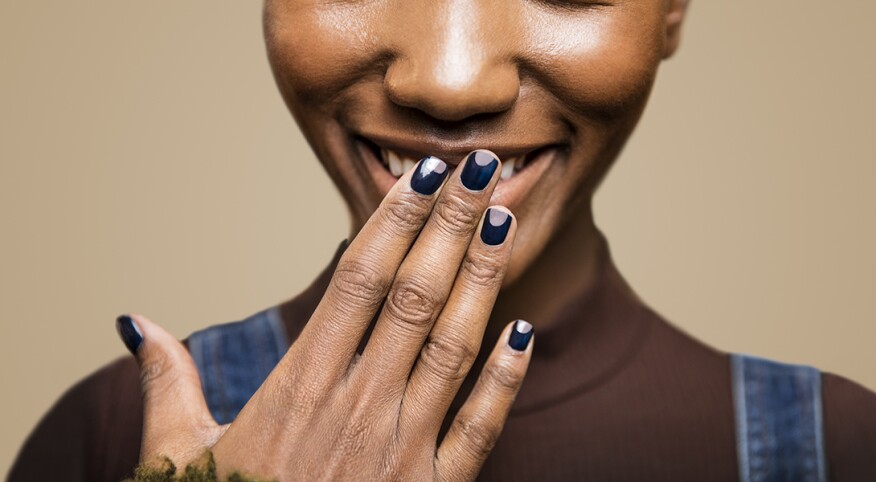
[116,315,143,354]
[410,156,449,195]
[480,208,512,246]
[508,320,534,351]
[459,151,499,191]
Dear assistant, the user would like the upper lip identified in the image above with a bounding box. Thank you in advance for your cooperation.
[358,132,561,165]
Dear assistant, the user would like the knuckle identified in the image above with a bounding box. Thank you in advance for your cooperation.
[483,361,524,394]
[376,440,406,481]
[385,277,441,329]
[335,414,372,457]
[139,355,179,396]
[334,390,389,459]
[459,251,504,289]
[420,335,477,383]
[433,195,480,238]
[452,413,500,455]
[332,260,388,310]
[379,193,431,236]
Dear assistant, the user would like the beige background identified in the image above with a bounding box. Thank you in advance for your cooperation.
[2,0,875,474]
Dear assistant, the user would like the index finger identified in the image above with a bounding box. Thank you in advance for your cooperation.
[286,156,450,383]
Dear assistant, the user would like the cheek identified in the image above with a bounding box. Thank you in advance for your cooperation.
[264,3,381,109]
[526,9,665,119]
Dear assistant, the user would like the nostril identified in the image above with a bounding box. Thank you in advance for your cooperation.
[384,58,520,122]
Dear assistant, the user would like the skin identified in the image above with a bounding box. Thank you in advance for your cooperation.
[128,0,690,480]
[264,0,688,330]
[131,159,532,480]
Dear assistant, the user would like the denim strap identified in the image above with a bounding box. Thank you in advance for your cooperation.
[189,307,289,424]
[731,354,827,482]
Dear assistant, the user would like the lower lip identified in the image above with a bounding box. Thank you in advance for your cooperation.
[355,139,558,212]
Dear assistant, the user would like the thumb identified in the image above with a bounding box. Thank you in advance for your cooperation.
[116,314,222,467]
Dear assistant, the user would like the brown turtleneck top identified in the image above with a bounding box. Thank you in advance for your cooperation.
[9,242,876,481]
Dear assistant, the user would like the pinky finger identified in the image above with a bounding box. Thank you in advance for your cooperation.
[435,320,534,481]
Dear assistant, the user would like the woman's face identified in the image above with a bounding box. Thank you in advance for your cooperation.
[263,0,687,285]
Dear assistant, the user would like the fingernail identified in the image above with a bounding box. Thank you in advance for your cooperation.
[460,151,499,191]
[410,156,449,195]
[508,320,533,351]
[480,208,512,246]
[116,315,143,355]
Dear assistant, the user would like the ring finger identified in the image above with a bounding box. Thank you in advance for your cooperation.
[401,206,517,436]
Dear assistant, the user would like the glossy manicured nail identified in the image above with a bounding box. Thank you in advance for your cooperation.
[509,320,534,351]
[410,156,449,195]
[116,315,143,355]
[480,208,512,246]
[460,151,499,191]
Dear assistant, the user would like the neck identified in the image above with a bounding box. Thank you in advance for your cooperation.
[488,204,605,338]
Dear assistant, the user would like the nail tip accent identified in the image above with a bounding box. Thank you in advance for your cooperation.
[509,319,534,351]
[480,208,513,246]
[460,151,499,191]
[410,156,449,195]
[116,314,143,355]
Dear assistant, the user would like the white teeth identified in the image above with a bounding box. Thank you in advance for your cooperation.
[381,148,420,178]
[500,156,523,181]
[385,149,404,177]
[380,147,526,181]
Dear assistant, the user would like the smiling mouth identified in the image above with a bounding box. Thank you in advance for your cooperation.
[357,136,547,181]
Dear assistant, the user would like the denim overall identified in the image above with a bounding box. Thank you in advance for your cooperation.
[189,308,829,482]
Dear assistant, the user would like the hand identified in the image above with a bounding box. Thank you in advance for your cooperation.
[117,150,534,481]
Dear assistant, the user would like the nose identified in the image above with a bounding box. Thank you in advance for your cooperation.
[383,1,520,122]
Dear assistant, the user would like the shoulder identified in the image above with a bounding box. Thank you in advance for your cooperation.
[821,372,876,481]
[9,356,142,482]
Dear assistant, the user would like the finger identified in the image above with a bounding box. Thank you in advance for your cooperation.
[287,156,450,383]
[401,207,516,436]
[116,314,222,467]
[357,150,502,392]
[435,320,534,482]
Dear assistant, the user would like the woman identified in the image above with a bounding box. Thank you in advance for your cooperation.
[10,0,876,480]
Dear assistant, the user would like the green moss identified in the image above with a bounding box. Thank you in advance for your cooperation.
[123,452,274,482]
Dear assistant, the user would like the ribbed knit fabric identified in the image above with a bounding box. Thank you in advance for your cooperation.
[10,242,876,481]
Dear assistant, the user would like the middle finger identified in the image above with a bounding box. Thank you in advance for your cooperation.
[355,150,501,394]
